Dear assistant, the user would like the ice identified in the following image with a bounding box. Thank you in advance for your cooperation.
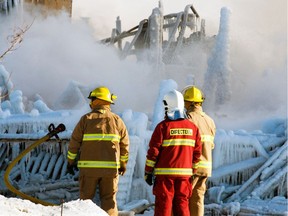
[53,81,90,110]
[240,197,288,215]
[9,90,25,114]
[203,7,232,110]
[151,79,177,130]
[33,100,52,113]
[226,142,287,202]
[0,64,13,98]
[148,7,163,66]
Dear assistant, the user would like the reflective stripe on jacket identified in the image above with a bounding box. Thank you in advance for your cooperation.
[145,118,202,177]
[187,106,216,177]
[67,105,129,177]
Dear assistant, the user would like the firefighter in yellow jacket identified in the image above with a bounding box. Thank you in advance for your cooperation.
[182,86,216,216]
[67,86,129,216]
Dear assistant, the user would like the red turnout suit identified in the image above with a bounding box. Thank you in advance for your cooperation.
[145,118,202,216]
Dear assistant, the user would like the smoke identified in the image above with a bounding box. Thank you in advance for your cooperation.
[0,4,160,114]
[194,0,287,130]
[0,0,287,131]
[215,0,287,130]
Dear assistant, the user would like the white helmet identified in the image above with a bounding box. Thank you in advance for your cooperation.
[163,90,185,120]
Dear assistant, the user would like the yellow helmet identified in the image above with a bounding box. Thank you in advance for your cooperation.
[182,86,205,102]
[88,86,117,104]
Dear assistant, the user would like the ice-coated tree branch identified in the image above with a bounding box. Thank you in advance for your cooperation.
[0,19,34,60]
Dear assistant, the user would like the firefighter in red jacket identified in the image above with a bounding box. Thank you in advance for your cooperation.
[145,89,202,216]
[182,86,216,216]
[67,86,129,216]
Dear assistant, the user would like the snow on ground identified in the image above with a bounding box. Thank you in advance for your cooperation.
[0,195,109,216]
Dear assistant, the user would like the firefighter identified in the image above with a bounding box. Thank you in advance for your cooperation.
[145,89,202,216]
[182,86,216,216]
[66,86,129,216]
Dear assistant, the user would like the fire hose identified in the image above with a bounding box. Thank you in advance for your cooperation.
[4,123,66,206]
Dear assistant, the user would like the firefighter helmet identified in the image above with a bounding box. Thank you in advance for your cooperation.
[163,90,185,120]
[182,86,205,102]
[88,86,117,104]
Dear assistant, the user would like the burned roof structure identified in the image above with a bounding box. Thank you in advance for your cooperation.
[101,4,207,65]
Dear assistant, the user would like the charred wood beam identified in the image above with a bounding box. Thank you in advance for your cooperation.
[100,19,148,44]
[100,12,199,46]
[190,5,200,18]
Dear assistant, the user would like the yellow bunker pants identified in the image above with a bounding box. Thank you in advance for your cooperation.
[79,174,119,216]
[189,175,207,216]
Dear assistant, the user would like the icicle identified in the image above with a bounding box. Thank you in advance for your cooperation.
[0,143,8,167]
[19,156,28,185]
[52,154,64,180]
[210,156,266,182]
[31,151,45,174]
[44,154,58,178]
[25,154,35,173]
[60,159,68,179]
[10,167,21,180]
[39,153,51,176]
[213,133,259,169]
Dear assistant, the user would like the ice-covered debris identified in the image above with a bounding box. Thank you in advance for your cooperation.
[53,81,90,110]
[240,196,288,215]
[151,79,177,130]
[121,199,149,211]
[261,117,287,137]
[120,199,154,214]
[33,99,52,113]
[203,7,232,110]
[226,141,287,202]
[148,7,163,66]
[213,131,267,168]
[29,109,40,117]
[0,64,13,96]
[121,109,149,137]
[205,202,241,215]
[9,90,25,114]
[0,105,11,118]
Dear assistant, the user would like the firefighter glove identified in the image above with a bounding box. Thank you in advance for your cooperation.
[118,161,127,176]
[144,172,153,186]
[67,163,77,175]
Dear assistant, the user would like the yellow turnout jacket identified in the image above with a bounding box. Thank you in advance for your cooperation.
[67,105,129,177]
[187,105,216,177]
